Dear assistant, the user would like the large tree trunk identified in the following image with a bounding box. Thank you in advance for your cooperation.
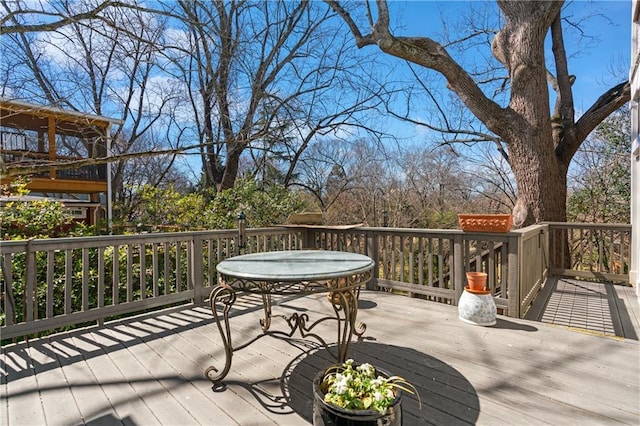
[509,141,568,224]
[218,143,242,191]
[490,2,566,225]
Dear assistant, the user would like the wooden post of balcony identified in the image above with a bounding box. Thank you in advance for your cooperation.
[48,116,56,179]
[191,235,204,304]
[301,227,315,249]
[25,238,36,322]
[453,233,464,304]
[366,228,378,290]
[38,129,45,152]
[507,234,520,317]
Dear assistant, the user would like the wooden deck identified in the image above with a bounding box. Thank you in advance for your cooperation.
[2,289,639,425]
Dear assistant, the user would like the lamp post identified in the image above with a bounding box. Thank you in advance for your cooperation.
[373,188,386,227]
[237,211,246,253]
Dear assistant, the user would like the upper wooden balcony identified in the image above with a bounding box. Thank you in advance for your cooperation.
[0,98,122,195]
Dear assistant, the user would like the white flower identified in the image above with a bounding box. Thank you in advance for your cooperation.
[358,362,375,376]
[334,373,349,394]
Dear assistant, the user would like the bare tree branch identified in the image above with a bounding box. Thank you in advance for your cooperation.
[1,144,202,179]
[1,1,126,34]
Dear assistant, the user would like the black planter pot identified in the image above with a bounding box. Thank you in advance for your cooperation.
[312,366,403,426]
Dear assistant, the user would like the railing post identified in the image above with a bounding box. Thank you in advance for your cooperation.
[2,252,16,326]
[191,235,204,304]
[301,227,316,249]
[508,234,520,318]
[25,238,36,322]
[540,224,550,281]
[366,229,379,290]
[453,234,464,304]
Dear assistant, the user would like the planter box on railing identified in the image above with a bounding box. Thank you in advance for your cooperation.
[458,214,513,233]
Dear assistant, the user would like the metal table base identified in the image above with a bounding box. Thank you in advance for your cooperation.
[203,251,374,385]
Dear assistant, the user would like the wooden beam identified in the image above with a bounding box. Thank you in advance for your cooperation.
[48,116,56,179]
[11,177,108,193]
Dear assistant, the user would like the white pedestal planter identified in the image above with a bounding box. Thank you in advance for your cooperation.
[458,287,497,326]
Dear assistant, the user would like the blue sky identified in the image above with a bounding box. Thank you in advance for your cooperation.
[386,0,631,115]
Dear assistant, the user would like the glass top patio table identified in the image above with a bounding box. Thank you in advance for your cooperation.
[205,250,375,386]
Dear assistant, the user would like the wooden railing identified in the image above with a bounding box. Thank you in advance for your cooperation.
[308,225,542,317]
[0,228,303,340]
[547,222,631,283]
[1,222,631,340]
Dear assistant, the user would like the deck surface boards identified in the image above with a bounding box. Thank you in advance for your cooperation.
[2,287,639,425]
[98,326,198,425]
[4,344,48,425]
[55,334,119,425]
[357,304,639,421]
[80,329,158,425]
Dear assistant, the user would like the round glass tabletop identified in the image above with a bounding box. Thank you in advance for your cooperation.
[216,250,374,282]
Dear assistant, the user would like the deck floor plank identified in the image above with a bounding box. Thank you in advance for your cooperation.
[3,344,48,425]
[2,288,638,425]
[29,338,89,426]
[80,329,158,425]
[98,325,202,425]
[55,333,120,424]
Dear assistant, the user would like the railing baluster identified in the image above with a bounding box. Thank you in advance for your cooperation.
[427,238,433,287]
[140,243,146,299]
[438,238,444,289]
[488,242,496,292]
[164,242,171,295]
[390,236,397,281]
[152,243,159,297]
[207,239,214,287]
[3,253,15,325]
[113,245,120,305]
[98,247,105,310]
[186,240,193,291]
[176,242,182,292]
[82,248,89,311]
[418,237,424,287]
[65,249,72,315]
[46,251,54,319]
[126,244,133,302]
[25,242,35,321]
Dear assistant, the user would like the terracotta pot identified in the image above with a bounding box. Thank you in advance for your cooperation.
[466,272,488,292]
[458,214,513,233]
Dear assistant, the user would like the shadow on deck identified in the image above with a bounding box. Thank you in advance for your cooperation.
[2,291,639,425]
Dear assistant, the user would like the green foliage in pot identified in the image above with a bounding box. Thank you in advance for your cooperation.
[320,359,420,414]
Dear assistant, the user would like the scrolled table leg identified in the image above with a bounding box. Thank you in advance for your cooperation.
[352,286,366,337]
[205,285,236,384]
[330,288,361,363]
[260,292,272,331]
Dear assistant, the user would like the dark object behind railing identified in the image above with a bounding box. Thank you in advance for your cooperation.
[1,150,107,181]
